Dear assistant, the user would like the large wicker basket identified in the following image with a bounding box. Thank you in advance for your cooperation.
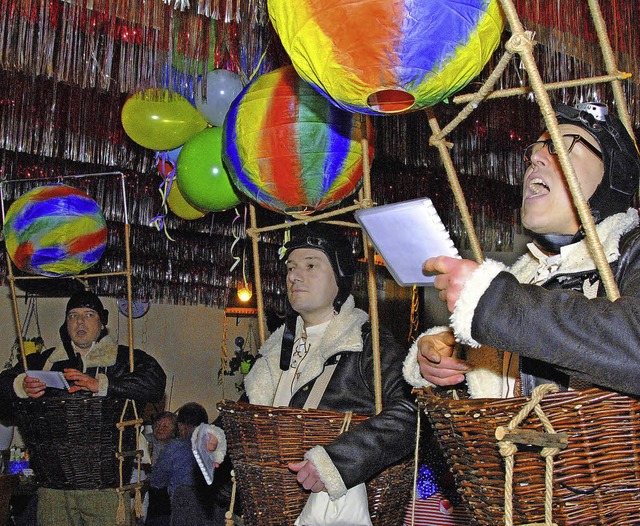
[14,394,136,490]
[218,400,414,526]
[417,386,640,526]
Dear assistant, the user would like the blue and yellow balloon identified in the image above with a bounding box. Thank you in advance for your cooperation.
[268,0,504,115]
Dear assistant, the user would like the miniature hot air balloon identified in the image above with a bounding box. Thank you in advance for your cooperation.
[268,0,505,115]
[3,185,108,277]
[222,66,374,214]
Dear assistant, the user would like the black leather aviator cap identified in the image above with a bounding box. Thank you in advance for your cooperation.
[555,102,640,223]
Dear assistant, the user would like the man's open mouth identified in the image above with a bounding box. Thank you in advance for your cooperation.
[528,177,550,196]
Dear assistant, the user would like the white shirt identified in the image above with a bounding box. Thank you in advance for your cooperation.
[273,319,331,407]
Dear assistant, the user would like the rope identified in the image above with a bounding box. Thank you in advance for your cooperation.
[407,285,420,344]
[425,108,484,264]
[115,398,143,526]
[408,408,422,526]
[497,383,560,526]
[339,412,354,434]
[225,470,238,526]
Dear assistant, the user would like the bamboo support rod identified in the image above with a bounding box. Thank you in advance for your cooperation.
[8,270,129,281]
[451,72,630,105]
[425,108,484,264]
[124,222,135,373]
[6,263,28,370]
[360,115,382,415]
[434,49,514,141]
[495,426,568,449]
[246,204,365,239]
[116,418,144,429]
[586,0,636,145]
[498,0,620,300]
[249,203,267,345]
[0,184,27,369]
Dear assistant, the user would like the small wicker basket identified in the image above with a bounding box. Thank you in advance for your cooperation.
[218,400,414,526]
[417,386,640,526]
[14,394,136,490]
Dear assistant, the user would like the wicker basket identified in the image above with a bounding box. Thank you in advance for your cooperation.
[14,394,136,490]
[218,400,414,526]
[417,386,640,526]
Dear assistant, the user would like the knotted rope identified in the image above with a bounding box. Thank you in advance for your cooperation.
[115,398,144,526]
[497,383,562,526]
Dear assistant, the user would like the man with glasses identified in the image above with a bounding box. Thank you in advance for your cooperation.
[0,289,166,525]
[403,101,640,399]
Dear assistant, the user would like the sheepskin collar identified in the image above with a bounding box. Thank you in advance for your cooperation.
[511,209,639,283]
[244,296,368,406]
[48,336,119,369]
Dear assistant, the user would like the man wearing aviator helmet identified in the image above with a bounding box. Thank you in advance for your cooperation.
[403,101,640,399]
[206,223,416,519]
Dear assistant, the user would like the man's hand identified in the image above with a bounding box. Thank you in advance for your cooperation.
[423,256,479,312]
[63,369,99,393]
[206,432,220,468]
[22,375,46,398]
[289,459,325,493]
[417,331,470,386]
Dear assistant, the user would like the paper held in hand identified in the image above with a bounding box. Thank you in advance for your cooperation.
[25,370,71,390]
[355,197,460,286]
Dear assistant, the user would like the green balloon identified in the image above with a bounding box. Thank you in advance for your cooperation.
[176,127,241,212]
[121,89,207,151]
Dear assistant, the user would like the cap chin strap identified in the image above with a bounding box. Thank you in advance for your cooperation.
[279,310,297,371]
[530,231,583,254]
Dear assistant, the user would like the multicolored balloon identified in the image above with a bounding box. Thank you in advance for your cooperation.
[3,185,107,277]
[222,66,373,214]
[268,0,505,115]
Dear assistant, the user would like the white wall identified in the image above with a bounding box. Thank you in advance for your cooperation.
[0,286,254,422]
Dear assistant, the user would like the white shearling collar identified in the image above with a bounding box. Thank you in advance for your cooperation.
[244,296,368,406]
[511,208,639,282]
[47,336,119,369]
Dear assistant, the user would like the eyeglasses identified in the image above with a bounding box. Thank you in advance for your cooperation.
[523,134,603,165]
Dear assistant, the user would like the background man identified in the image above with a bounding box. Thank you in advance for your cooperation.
[403,102,640,399]
[0,289,166,526]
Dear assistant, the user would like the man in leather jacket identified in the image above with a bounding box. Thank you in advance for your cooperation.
[208,224,416,505]
[0,289,166,525]
[403,101,640,399]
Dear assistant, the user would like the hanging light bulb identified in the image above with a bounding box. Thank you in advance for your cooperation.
[237,282,253,302]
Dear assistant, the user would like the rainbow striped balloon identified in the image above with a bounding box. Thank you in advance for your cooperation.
[268,0,504,115]
[3,185,108,277]
[223,66,374,214]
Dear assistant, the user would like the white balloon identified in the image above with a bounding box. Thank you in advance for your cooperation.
[195,69,244,127]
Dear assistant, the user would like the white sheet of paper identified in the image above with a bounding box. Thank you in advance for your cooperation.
[192,423,216,485]
[25,370,71,390]
[355,197,460,287]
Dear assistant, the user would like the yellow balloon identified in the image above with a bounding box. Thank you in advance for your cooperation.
[167,181,208,220]
[121,89,208,151]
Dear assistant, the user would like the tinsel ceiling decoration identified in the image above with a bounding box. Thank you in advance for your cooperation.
[1,0,639,311]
